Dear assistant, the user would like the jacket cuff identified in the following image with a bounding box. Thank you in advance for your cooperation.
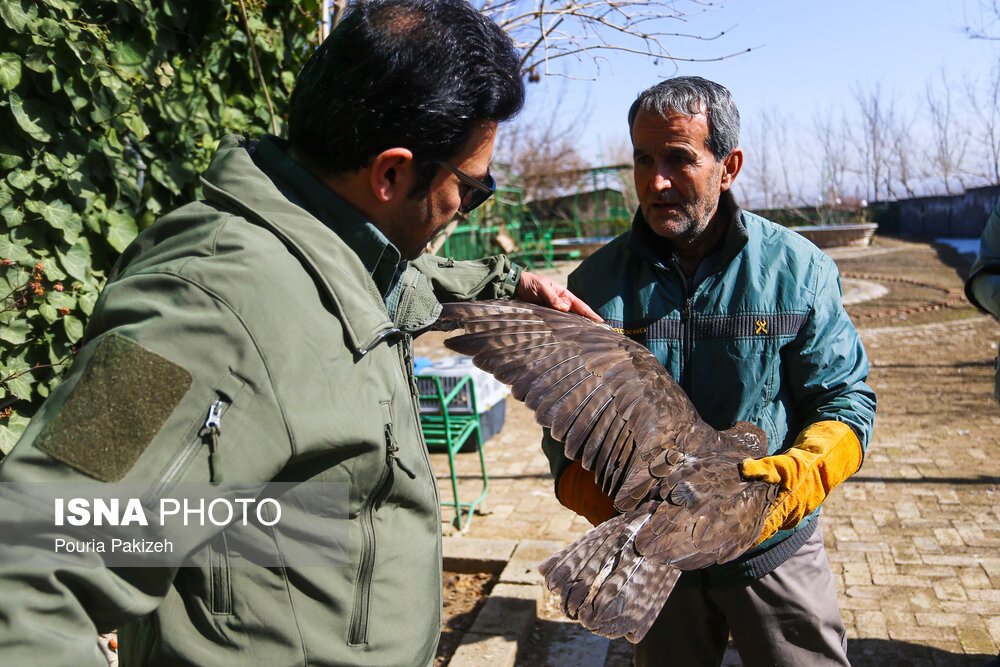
[500,262,524,298]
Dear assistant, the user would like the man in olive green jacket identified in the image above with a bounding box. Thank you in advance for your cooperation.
[0,1,596,665]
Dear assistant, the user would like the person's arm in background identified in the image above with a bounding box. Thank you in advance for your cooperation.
[409,253,600,320]
[964,198,1000,403]
[966,199,1000,319]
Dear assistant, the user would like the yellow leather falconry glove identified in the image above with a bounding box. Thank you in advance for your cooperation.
[556,459,617,526]
[739,420,863,545]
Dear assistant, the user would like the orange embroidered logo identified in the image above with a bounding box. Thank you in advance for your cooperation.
[755,320,768,335]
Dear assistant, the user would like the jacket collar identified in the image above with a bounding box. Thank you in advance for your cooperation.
[627,190,748,280]
[251,136,402,299]
[199,135,397,354]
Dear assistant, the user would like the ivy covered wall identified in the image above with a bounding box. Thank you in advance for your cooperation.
[0,0,319,452]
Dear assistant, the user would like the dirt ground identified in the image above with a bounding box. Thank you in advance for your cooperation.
[438,572,496,666]
[428,235,1000,667]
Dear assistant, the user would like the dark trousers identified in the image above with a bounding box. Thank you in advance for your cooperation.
[635,526,849,667]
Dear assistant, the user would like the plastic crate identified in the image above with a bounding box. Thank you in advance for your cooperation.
[416,356,509,415]
[416,356,510,448]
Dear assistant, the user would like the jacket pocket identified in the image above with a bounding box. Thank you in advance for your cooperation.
[348,401,395,647]
[149,372,247,499]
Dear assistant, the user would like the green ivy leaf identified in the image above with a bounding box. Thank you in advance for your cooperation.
[124,112,150,140]
[0,145,24,170]
[0,319,30,345]
[35,256,67,282]
[9,92,55,143]
[63,315,84,343]
[0,414,30,455]
[56,239,91,280]
[6,169,33,190]
[1,207,24,228]
[0,235,30,262]
[36,17,65,40]
[0,53,22,91]
[42,152,64,174]
[39,0,78,12]
[47,290,77,310]
[112,39,147,68]
[23,45,50,74]
[3,372,34,401]
[78,289,98,316]
[38,302,58,324]
[0,0,38,34]
[25,200,82,244]
[105,210,138,253]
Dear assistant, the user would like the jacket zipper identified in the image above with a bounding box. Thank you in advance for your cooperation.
[401,340,441,512]
[358,327,402,357]
[682,295,693,393]
[148,398,228,501]
[348,413,414,645]
[671,257,695,394]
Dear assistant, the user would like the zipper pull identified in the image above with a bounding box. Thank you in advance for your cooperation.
[204,400,225,485]
[384,424,416,480]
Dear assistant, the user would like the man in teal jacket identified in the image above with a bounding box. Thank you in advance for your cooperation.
[543,77,876,666]
[965,197,1000,403]
[0,1,596,665]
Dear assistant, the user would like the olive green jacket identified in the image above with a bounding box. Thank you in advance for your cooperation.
[0,136,519,666]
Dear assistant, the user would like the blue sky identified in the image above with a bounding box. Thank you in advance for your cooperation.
[510,0,1000,200]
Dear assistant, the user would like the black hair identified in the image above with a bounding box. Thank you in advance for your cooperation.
[627,76,740,161]
[288,0,525,195]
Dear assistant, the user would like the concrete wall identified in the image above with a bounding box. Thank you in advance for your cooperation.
[893,185,1000,238]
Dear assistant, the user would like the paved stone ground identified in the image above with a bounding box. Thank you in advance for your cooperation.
[417,236,1000,666]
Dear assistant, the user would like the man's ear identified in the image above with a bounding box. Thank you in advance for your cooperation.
[719,148,744,192]
[369,147,416,204]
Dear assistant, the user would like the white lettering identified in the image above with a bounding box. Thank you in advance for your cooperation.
[257,498,281,526]
[208,498,233,526]
[159,498,180,523]
[67,498,90,526]
[235,498,254,525]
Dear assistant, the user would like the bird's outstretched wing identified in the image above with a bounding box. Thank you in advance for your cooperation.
[432,300,778,642]
[434,300,740,508]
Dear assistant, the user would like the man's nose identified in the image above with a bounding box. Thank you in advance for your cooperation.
[652,169,672,191]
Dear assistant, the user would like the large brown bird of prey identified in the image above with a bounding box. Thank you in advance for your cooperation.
[432,300,782,643]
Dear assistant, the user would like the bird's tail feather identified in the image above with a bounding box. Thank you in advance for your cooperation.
[539,510,679,643]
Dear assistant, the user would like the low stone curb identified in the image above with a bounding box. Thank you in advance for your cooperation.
[445,538,564,667]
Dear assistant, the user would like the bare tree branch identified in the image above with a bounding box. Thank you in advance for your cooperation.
[964,0,1000,40]
[966,64,1000,185]
[925,70,970,194]
[476,0,752,78]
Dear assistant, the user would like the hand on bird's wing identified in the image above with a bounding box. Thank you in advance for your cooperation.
[739,420,863,544]
[515,271,603,322]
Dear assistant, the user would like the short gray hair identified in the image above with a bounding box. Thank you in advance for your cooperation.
[627,76,740,161]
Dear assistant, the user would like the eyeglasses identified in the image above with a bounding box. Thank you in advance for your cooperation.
[439,161,496,213]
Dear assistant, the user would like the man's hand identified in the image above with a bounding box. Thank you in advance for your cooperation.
[516,271,603,322]
[740,420,863,545]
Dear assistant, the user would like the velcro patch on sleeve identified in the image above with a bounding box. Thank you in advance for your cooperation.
[35,333,193,482]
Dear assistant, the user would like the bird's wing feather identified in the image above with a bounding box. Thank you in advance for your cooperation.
[434,301,716,509]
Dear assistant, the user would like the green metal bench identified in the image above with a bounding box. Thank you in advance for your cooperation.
[417,374,488,530]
